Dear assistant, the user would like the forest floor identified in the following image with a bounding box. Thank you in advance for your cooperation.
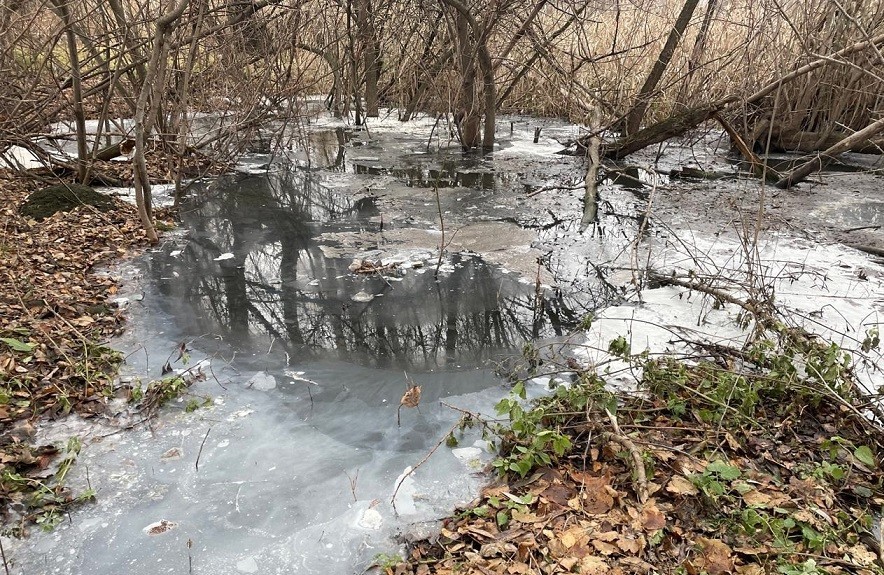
[389,316,884,575]
[0,171,164,533]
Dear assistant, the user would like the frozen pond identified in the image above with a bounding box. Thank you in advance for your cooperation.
[7,113,883,574]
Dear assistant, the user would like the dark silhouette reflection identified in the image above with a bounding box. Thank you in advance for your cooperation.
[355,157,518,190]
[151,165,578,370]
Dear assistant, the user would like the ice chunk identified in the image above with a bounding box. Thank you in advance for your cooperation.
[358,508,383,530]
[247,372,277,391]
[351,291,375,303]
[236,557,259,573]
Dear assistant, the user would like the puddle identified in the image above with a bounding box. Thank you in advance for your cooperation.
[7,117,605,575]
[155,167,583,370]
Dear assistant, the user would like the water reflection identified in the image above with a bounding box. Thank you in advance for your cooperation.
[354,157,518,190]
[153,165,572,370]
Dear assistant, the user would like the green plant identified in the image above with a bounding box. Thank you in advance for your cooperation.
[487,492,536,528]
[861,327,880,353]
[0,437,95,532]
[371,552,403,570]
[691,459,741,500]
[185,396,212,413]
[491,381,573,478]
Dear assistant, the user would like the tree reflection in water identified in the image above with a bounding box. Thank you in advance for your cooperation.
[151,163,584,370]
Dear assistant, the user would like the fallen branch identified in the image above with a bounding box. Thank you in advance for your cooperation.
[713,113,781,182]
[603,409,648,504]
[600,103,724,160]
[195,427,211,472]
[648,271,758,317]
[776,116,884,188]
[846,244,884,258]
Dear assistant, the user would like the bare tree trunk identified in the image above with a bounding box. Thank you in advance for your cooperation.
[355,0,379,117]
[173,0,206,205]
[441,0,496,152]
[580,110,600,230]
[133,0,191,244]
[623,0,700,135]
[106,0,148,113]
[50,0,88,183]
[454,11,480,150]
[477,39,495,152]
[346,0,363,124]
[677,0,717,105]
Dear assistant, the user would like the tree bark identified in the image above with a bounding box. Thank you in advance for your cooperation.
[603,103,723,159]
[133,0,191,244]
[440,0,496,152]
[454,11,480,150]
[50,0,88,183]
[623,0,700,135]
[355,0,379,117]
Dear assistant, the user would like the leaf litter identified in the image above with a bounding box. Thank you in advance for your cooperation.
[0,170,160,532]
[387,295,884,574]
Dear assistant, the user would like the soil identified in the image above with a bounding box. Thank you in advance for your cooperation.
[18,183,115,221]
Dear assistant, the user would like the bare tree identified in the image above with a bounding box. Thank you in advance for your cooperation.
[133,0,192,244]
[622,0,700,135]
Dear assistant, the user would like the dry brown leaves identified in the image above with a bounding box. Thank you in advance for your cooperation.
[397,381,422,427]
[396,392,884,575]
[349,258,399,275]
[0,172,156,432]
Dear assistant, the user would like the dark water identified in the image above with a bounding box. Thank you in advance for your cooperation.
[150,164,583,373]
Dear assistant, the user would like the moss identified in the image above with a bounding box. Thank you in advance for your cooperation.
[19,183,115,221]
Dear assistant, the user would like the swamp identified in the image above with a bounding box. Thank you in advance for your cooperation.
[0,1,883,574]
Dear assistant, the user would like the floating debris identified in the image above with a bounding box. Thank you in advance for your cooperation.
[351,290,375,303]
[143,520,177,535]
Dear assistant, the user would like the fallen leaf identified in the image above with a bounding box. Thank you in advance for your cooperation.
[847,544,877,566]
[579,555,609,574]
[579,476,615,514]
[695,537,734,575]
[741,489,772,507]
[620,556,655,573]
[71,315,95,327]
[591,539,618,555]
[400,385,421,408]
[639,501,666,531]
[559,526,583,549]
[511,509,540,523]
[616,536,641,554]
[666,475,699,496]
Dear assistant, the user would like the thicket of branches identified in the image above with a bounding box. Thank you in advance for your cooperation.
[2,0,884,236]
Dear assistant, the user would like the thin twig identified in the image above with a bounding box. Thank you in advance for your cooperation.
[195,427,211,472]
[0,536,10,575]
[603,408,648,504]
[391,417,464,515]
[434,185,445,279]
